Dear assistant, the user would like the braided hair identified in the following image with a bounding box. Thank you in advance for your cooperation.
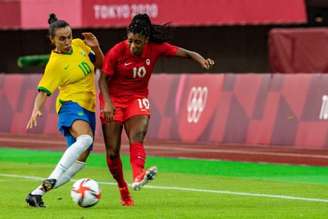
[127,14,171,43]
[48,13,70,38]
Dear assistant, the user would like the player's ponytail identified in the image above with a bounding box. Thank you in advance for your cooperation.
[48,13,70,38]
[127,13,171,43]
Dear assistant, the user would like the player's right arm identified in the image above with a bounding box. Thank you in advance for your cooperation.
[99,73,115,122]
[26,92,48,129]
[27,60,61,129]
[99,43,121,122]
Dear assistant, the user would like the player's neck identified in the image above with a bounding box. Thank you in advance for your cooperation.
[54,48,73,55]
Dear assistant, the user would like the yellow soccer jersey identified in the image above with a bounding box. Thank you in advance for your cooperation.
[38,39,96,113]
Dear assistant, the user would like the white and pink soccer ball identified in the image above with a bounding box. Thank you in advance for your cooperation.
[71,178,101,208]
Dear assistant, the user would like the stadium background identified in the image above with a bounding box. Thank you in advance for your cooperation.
[1,1,328,218]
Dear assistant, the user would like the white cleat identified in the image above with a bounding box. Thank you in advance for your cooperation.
[132,166,158,191]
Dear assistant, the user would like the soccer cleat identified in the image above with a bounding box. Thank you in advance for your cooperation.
[131,166,158,191]
[41,178,56,192]
[25,193,45,208]
[119,185,134,206]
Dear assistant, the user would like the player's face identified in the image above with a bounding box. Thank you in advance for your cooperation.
[127,32,148,56]
[51,26,73,53]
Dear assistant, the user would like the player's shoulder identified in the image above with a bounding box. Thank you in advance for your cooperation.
[150,42,174,48]
[149,42,178,56]
[147,42,173,52]
[46,53,59,67]
[72,38,91,52]
[45,52,63,71]
[72,38,84,47]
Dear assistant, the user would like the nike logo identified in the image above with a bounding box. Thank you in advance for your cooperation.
[124,62,132,66]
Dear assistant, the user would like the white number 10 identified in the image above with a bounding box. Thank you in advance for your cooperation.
[133,66,147,78]
[137,98,150,109]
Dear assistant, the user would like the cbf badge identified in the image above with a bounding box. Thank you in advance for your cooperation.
[80,50,86,56]
[146,59,151,65]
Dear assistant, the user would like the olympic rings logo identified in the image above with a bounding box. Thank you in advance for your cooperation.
[187,86,208,123]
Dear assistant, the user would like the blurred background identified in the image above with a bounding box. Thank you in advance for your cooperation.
[1,0,326,74]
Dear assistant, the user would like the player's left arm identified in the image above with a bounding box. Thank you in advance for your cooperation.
[175,47,215,70]
[82,32,104,69]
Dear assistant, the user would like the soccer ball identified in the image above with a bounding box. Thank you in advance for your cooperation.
[71,178,101,208]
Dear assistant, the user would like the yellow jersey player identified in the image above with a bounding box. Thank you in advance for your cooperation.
[25,13,104,208]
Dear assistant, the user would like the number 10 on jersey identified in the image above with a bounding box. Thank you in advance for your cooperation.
[133,66,147,78]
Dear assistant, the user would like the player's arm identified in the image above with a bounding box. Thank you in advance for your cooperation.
[98,73,115,122]
[98,44,121,121]
[27,60,60,129]
[175,47,215,70]
[82,32,104,69]
[26,91,48,129]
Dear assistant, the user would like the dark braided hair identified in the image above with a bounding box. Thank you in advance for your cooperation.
[127,14,171,43]
[48,13,70,38]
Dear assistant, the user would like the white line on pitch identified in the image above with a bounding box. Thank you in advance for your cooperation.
[1,173,328,204]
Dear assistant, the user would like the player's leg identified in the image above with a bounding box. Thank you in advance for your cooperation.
[102,121,134,206]
[124,115,148,179]
[123,97,157,191]
[53,110,96,188]
[49,120,92,182]
[26,120,93,207]
[26,103,94,207]
[102,121,124,186]
[52,148,89,189]
[124,115,157,191]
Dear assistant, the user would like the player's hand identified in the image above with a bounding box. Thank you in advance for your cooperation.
[26,109,42,129]
[102,102,116,122]
[82,32,99,49]
[200,58,215,70]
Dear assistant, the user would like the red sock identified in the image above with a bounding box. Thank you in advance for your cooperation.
[106,154,126,188]
[130,142,146,179]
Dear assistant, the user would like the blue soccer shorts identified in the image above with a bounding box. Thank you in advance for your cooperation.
[57,101,96,149]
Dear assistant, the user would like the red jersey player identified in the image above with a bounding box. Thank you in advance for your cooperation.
[99,14,214,206]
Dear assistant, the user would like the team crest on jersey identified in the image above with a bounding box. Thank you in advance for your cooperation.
[146,59,151,66]
[80,50,86,56]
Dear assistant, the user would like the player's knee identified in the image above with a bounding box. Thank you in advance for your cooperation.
[129,130,146,142]
[77,134,93,150]
[107,147,120,158]
[108,153,120,160]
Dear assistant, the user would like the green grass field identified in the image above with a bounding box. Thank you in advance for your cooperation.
[1,147,328,219]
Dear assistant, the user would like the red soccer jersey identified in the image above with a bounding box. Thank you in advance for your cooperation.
[101,40,178,98]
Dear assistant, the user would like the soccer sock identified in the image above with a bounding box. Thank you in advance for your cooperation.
[31,136,92,196]
[48,135,92,180]
[106,154,126,188]
[129,142,146,180]
[54,160,86,188]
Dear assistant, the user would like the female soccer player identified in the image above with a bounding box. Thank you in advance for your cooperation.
[25,13,104,207]
[99,14,215,206]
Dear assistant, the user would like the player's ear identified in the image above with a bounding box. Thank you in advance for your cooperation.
[49,36,54,44]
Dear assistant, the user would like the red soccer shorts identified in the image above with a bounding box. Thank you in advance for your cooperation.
[100,95,150,123]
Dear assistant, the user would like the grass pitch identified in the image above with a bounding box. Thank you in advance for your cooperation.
[0,147,328,219]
